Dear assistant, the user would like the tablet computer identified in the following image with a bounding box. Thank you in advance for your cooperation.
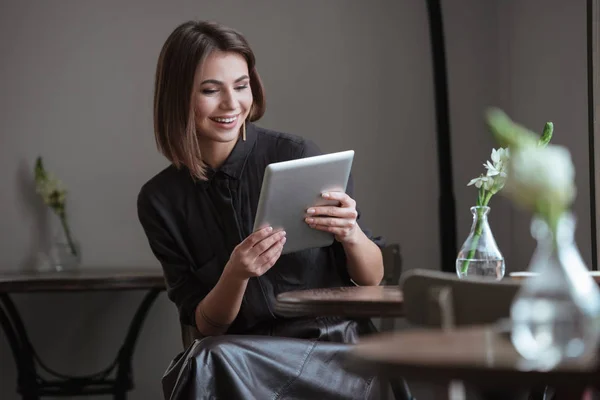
[253,150,354,254]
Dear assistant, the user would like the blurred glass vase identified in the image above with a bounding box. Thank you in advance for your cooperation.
[455,206,505,279]
[33,156,81,272]
[48,215,81,271]
[510,213,600,368]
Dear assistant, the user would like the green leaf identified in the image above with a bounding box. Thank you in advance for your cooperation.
[34,156,47,184]
[538,122,553,148]
[485,108,539,149]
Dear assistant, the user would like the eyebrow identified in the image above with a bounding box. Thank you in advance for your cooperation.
[200,75,249,85]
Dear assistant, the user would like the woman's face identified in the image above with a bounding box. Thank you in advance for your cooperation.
[193,50,253,144]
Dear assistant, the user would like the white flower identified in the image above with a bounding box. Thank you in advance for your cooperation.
[490,174,507,194]
[35,174,67,209]
[492,148,510,164]
[469,147,510,196]
[484,161,502,177]
[485,148,509,177]
[504,144,576,212]
[468,174,494,191]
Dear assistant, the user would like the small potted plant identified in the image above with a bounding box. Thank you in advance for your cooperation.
[34,157,80,270]
[456,113,554,279]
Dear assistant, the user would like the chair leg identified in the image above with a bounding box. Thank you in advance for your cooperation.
[551,387,586,400]
[390,378,414,400]
[530,386,551,400]
[448,380,465,400]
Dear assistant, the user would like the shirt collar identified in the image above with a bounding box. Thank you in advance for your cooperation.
[208,122,258,181]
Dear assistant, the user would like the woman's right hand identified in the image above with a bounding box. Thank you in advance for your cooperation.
[224,226,286,280]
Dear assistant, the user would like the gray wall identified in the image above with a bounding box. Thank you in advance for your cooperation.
[0,0,592,399]
[498,0,592,270]
[446,0,591,272]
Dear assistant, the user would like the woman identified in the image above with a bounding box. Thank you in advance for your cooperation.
[138,20,398,400]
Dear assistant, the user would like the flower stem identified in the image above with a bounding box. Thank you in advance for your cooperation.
[460,193,493,274]
[59,212,77,256]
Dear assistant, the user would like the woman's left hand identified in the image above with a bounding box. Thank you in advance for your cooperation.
[305,192,360,244]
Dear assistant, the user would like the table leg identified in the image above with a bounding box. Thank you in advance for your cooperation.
[0,289,161,399]
[0,293,40,399]
[114,288,161,399]
[374,316,414,400]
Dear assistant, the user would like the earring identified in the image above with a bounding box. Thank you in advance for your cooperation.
[242,120,246,141]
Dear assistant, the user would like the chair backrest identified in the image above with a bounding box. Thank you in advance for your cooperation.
[181,323,202,349]
[382,243,403,285]
[377,244,404,332]
[399,269,521,329]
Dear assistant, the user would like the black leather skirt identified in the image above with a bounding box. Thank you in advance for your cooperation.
[162,317,385,400]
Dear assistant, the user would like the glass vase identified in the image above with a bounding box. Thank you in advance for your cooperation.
[49,238,81,272]
[455,206,505,279]
[510,213,600,369]
[48,213,81,272]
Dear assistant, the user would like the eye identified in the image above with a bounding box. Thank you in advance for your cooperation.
[202,89,218,95]
[235,84,249,91]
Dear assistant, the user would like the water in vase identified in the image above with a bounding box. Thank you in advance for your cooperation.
[456,258,505,280]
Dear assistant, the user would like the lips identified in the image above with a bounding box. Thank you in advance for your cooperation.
[209,114,239,124]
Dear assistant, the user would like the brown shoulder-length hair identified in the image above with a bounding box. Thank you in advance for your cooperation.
[153,20,266,180]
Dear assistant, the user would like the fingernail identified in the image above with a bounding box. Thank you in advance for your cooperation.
[307,208,315,214]
[282,237,287,244]
[322,193,330,198]
[267,226,273,232]
[281,230,287,236]
[306,218,314,223]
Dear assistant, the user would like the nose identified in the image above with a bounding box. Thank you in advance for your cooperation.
[219,88,237,110]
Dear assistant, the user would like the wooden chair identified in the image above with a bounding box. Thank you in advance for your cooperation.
[181,323,201,350]
[400,269,548,400]
[382,243,403,286]
[400,269,519,330]
[377,244,404,332]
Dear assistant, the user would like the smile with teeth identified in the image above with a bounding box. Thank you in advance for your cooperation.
[210,115,238,124]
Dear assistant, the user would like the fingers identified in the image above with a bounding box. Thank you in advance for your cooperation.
[256,236,286,272]
[306,206,357,219]
[230,228,285,279]
[320,191,356,207]
[252,230,286,256]
[309,224,350,235]
[306,192,357,220]
[305,216,355,228]
[241,226,275,249]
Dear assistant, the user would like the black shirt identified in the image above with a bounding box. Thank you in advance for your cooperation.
[137,123,383,334]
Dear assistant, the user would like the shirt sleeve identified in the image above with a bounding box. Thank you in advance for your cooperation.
[137,188,208,326]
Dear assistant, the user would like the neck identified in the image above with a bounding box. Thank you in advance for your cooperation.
[198,138,238,169]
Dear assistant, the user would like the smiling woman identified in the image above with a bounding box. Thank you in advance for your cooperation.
[153,21,265,181]
[138,20,405,400]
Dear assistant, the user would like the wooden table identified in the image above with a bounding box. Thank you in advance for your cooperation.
[274,285,403,318]
[509,271,600,284]
[348,325,599,397]
[0,267,166,400]
[275,285,413,400]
